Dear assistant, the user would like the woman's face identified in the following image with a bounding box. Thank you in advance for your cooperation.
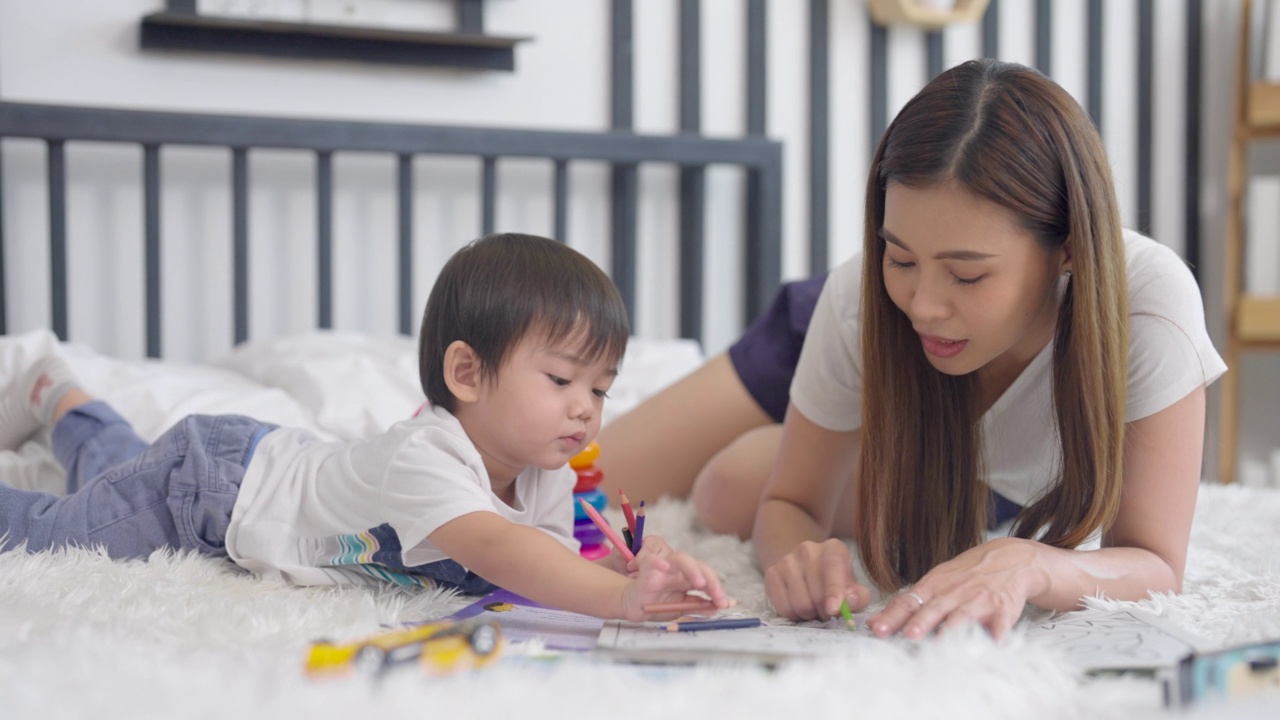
[880,181,1068,388]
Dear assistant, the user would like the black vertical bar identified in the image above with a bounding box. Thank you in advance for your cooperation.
[744,0,768,324]
[745,0,767,136]
[0,143,7,335]
[926,31,944,80]
[47,140,67,342]
[809,0,830,275]
[232,148,249,345]
[481,156,496,236]
[611,166,638,322]
[1087,0,1104,131]
[398,153,413,336]
[1137,0,1153,236]
[678,167,705,340]
[1035,0,1052,75]
[143,144,162,358]
[611,0,634,130]
[679,0,704,341]
[1185,0,1202,278]
[870,23,889,153]
[316,150,333,329]
[166,0,197,14]
[610,0,637,322]
[749,152,783,321]
[982,0,1001,58]
[679,0,702,132]
[553,159,569,242]
[458,0,484,34]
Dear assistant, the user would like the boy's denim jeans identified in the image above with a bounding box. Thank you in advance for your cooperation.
[0,401,273,559]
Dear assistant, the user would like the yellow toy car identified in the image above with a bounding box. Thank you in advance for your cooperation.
[305,619,503,678]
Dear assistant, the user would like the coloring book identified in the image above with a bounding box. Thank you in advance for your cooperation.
[443,589,1219,674]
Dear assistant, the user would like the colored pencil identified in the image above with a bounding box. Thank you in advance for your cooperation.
[642,600,721,614]
[642,597,738,614]
[839,598,856,629]
[577,497,635,562]
[632,501,646,553]
[619,489,637,534]
[665,617,762,633]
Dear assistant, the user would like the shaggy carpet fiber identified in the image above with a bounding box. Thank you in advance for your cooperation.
[1,483,1278,720]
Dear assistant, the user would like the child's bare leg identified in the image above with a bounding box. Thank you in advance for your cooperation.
[596,353,773,504]
[53,388,93,424]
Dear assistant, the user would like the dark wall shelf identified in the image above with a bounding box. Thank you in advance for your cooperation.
[139,11,527,71]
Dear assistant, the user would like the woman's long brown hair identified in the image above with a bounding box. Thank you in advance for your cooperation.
[855,59,1129,591]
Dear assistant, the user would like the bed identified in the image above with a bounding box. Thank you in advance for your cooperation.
[2,91,1280,720]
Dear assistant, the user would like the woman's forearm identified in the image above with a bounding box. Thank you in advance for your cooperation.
[1024,540,1181,612]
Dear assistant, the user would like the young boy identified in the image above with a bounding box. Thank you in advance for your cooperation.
[0,233,729,621]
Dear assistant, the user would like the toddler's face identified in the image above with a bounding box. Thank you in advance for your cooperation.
[466,330,617,479]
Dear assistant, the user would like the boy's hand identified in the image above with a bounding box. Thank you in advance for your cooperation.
[618,535,732,622]
[622,534,673,576]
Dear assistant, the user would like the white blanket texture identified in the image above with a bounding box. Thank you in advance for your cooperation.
[0,330,1277,720]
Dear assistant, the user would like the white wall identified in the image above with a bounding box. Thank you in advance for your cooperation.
[2,0,1274,476]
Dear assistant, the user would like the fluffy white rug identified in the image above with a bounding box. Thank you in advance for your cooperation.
[2,483,1279,720]
[0,329,1277,718]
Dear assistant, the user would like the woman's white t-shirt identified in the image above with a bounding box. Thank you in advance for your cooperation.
[789,229,1227,506]
[224,404,579,587]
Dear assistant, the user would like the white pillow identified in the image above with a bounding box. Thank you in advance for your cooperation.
[213,330,424,441]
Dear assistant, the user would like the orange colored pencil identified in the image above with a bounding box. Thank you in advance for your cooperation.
[578,497,635,562]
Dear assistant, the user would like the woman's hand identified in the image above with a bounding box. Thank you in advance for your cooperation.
[865,536,1051,641]
[619,535,732,622]
[764,538,871,621]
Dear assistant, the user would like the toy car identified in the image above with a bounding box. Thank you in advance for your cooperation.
[305,619,503,678]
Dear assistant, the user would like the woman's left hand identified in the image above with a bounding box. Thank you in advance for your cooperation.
[864,537,1052,641]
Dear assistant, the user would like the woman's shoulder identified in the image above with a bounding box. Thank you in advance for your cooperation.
[823,252,866,310]
[1121,229,1203,309]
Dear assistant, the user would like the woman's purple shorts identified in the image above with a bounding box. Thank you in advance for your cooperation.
[727,274,828,423]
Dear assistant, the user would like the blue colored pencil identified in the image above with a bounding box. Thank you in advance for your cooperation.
[665,617,762,633]
[632,501,646,553]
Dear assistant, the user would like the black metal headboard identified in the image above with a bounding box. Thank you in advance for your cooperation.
[0,100,782,357]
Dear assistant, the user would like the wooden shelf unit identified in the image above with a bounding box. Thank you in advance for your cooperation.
[139,11,527,71]
[1221,0,1280,483]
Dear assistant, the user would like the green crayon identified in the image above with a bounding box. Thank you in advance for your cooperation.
[839,598,856,630]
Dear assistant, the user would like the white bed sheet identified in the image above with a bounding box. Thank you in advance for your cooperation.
[0,328,704,496]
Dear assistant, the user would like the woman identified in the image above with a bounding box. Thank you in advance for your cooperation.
[597,59,1225,639]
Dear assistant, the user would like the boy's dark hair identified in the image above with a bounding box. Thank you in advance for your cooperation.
[419,233,630,411]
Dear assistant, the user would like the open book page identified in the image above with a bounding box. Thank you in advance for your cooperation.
[444,589,604,652]
[446,590,1216,673]
[595,618,870,665]
[1022,609,1212,672]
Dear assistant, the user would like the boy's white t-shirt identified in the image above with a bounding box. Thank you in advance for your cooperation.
[790,229,1228,506]
[224,404,579,587]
